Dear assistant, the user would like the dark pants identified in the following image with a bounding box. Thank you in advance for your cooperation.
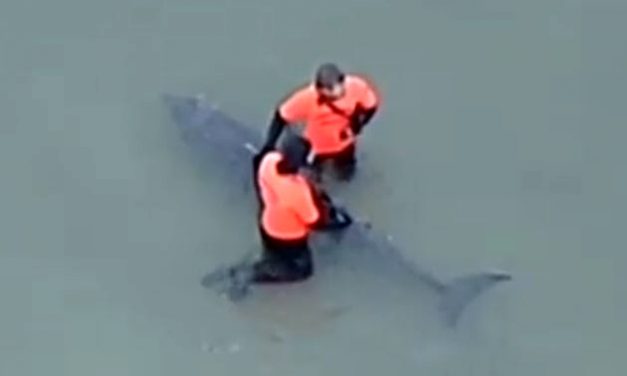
[311,143,356,182]
[250,226,313,283]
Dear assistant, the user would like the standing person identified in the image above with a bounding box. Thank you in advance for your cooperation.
[257,63,380,181]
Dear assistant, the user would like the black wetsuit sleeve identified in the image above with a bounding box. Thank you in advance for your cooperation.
[262,110,287,150]
[351,105,378,134]
[360,106,377,125]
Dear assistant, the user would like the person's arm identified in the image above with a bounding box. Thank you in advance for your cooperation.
[351,105,378,135]
[260,88,309,152]
[350,77,380,135]
[260,109,287,152]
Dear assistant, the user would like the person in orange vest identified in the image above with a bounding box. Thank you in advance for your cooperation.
[212,135,352,296]
[257,63,380,182]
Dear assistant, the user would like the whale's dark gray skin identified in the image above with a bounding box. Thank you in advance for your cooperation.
[163,94,511,327]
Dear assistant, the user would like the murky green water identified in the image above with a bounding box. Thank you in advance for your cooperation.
[1,0,626,375]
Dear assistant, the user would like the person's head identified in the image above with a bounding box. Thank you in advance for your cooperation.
[314,63,346,101]
[278,134,312,174]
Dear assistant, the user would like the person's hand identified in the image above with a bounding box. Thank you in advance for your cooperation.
[329,206,353,228]
[314,204,353,232]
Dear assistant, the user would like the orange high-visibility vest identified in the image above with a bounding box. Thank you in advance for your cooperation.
[257,152,320,240]
[279,74,380,156]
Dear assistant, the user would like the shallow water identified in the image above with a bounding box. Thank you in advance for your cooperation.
[1,0,626,375]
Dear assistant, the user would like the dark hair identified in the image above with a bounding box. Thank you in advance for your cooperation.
[314,63,345,89]
[279,134,311,172]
